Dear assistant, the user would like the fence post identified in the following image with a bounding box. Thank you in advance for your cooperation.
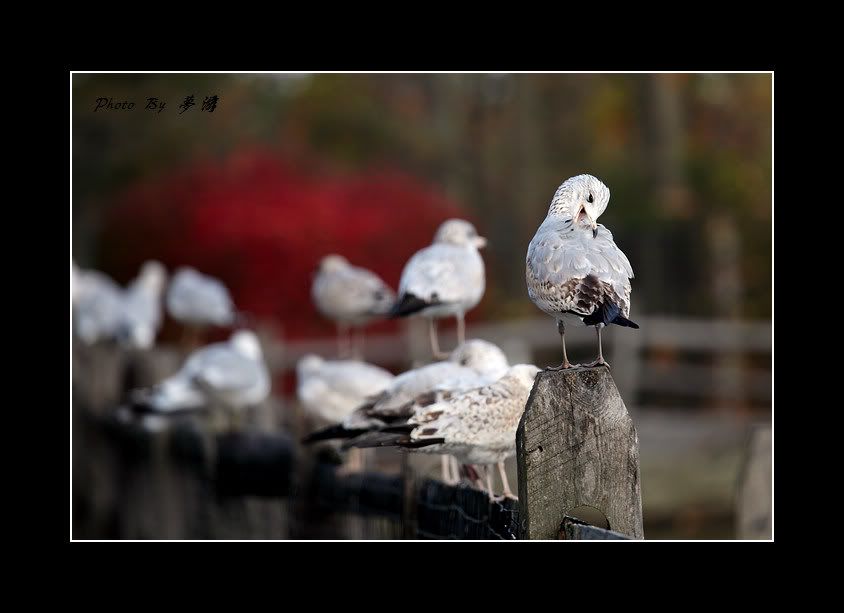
[735,424,772,539]
[516,367,644,539]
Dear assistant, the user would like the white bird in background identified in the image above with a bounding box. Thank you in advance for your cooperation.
[348,364,541,500]
[132,330,270,423]
[311,255,395,359]
[117,261,167,350]
[301,339,510,484]
[167,266,237,349]
[526,175,638,369]
[389,219,487,359]
[72,261,125,345]
[297,354,395,472]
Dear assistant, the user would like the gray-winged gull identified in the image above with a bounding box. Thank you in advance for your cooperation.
[167,266,236,328]
[347,363,540,500]
[526,174,638,369]
[389,219,486,359]
[117,261,167,350]
[72,262,125,345]
[297,354,395,472]
[132,330,270,422]
[301,339,509,483]
[311,255,395,359]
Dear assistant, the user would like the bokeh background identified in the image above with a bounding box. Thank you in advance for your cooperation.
[72,73,772,539]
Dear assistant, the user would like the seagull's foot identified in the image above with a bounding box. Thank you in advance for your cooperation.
[545,361,579,371]
[490,492,518,503]
[584,358,611,370]
[432,351,451,361]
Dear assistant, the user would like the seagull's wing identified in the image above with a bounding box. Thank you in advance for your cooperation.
[168,270,234,325]
[407,374,528,457]
[527,221,634,317]
[192,350,262,393]
[398,244,484,305]
[313,267,394,321]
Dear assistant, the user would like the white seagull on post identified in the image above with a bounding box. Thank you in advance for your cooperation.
[526,174,638,369]
[301,339,509,484]
[116,261,167,351]
[347,363,541,500]
[131,329,271,429]
[389,219,487,359]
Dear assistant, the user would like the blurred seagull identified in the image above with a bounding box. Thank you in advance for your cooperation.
[390,220,487,359]
[131,330,270,426]
[526,175,638,369]
[348,364,541,500]
[72,261,124,345]
[301,339,509,483]
[167,266,238,349]
[311,255,395,359]
[297,354,395,472]
[117,261,167,350]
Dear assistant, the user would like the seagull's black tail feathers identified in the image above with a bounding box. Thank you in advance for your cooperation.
[389,293,437,318]
[343,428,445,450]
[583,301,640,329]
[301,424,368,445]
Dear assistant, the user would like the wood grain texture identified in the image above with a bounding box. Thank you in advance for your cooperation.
[516,367,644,539]
[736,424,772,540]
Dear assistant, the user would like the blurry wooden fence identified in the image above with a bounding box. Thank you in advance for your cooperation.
[72,313,771,540]
[268,315,772,410]
[73,345,644,540]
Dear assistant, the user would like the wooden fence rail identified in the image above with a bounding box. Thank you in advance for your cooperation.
[73,372,641,540]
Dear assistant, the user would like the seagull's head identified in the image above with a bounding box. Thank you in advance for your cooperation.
[507,364,542,390]
[318,254,350,275]
[230,330,263,361]
[549,174,610,238]
[434,219,487,249]
[449,339,509,377]
[297,353,325,379]
[139,260,167,292]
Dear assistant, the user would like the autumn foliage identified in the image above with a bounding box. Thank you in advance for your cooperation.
[101,147,477,341]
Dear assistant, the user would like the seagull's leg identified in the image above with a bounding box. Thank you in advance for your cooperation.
[428,318,449,360]
[351,327,365,360]
[484,465,498,501]
[456,311,466,346]
[584,325,611,369]
[449,456,461,484]
[440,455,452,484]
[337,323,351,359]
[546,319,575,370]
[498,461,517,500]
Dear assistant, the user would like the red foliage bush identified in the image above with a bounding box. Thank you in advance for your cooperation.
[101,147,478,341]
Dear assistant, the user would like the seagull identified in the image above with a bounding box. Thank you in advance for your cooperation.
[301,339,509,483]
[311,255,395,359]
[117,261,167,350]
[390,219,486,359]
[526,174,638,369]
[347,364,541,500]
[297,354,395,472]
[131,330,270,426]
[167,266,238,349]
[72,262,124,345]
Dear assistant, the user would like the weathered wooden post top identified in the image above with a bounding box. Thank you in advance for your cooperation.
[516,367,644,539]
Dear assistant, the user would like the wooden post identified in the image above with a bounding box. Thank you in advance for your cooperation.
[736,424,772,540]
[516,367,644,539]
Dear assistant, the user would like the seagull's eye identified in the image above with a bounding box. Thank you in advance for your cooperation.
[587,193,594,204]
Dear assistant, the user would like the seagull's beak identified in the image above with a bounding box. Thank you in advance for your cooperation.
[474,236,488,249]
[586,212,598,238]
